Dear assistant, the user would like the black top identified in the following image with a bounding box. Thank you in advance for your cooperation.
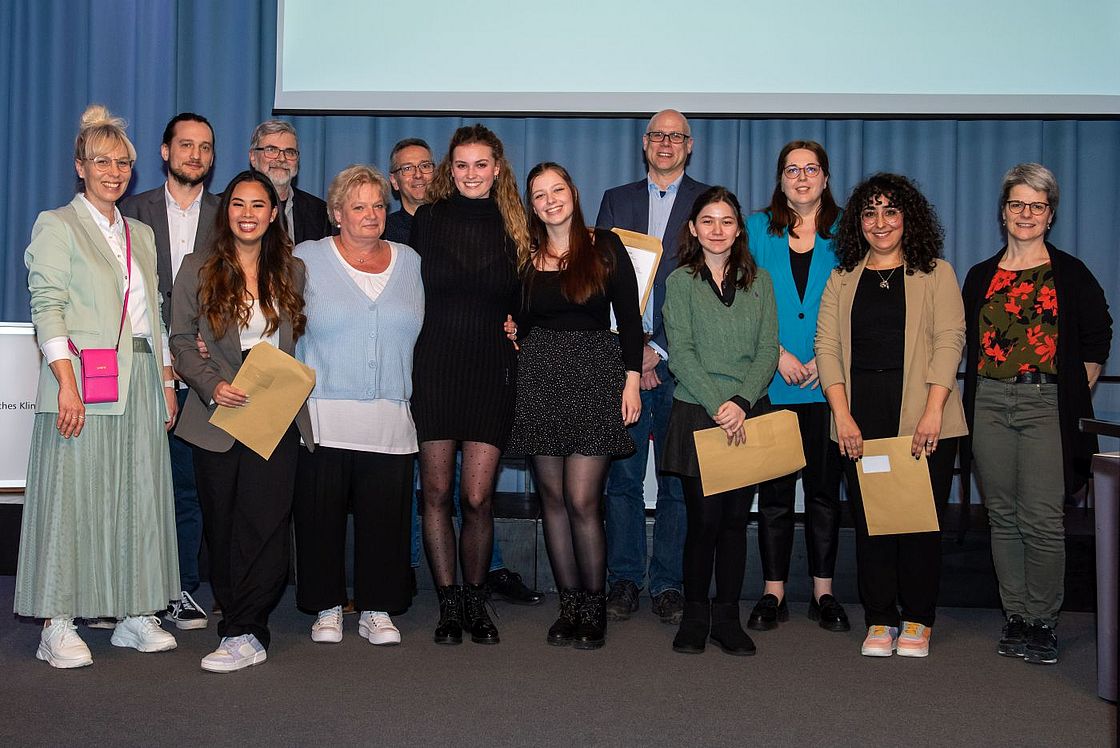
[384,208,412,244]
[850,267,905,370]
[408,194,520,448]
[961,242,1112,496]
[519,229,645,373]
[790,246,812,301]
[698,264,738,307]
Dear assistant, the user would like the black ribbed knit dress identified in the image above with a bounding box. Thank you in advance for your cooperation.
[409,193,520,449]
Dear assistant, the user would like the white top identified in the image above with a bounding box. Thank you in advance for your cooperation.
[164,185,203,282]
[238,300,281,350]
[307,241,417,454]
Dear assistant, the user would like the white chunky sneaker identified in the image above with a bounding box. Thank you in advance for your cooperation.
[111,615,178,652]
[200,634,267,673]
[358,611,401,646]
[311,605,344,643]
[37,618,93,668]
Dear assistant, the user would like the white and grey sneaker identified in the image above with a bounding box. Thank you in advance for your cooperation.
[311,605,344,643]
[167,590,208,630]
[110,615,177,652]
[358,611,401,645]
[200,634,267,673]
[37,618,93,669]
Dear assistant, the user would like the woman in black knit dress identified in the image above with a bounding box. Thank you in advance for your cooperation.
[408,124,529,645]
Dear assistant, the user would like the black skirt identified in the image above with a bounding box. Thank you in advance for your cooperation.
[506,328,634,457]
[661,397,771,477]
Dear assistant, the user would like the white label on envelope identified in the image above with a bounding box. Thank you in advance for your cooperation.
[861,455,891,474]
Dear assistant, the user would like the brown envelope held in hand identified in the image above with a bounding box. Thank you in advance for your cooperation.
[209,342,315,460]
[855,435,938,536]
[693,409,806,497]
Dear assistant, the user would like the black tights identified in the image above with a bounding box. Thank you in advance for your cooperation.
[420,440,501,587]
[531,454,609,593]
[681,477,752,604]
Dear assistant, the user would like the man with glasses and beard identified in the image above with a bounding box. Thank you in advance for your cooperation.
[248,119,331,244]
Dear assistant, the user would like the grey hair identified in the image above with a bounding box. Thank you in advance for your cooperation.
[1000,162,1059,231]
[249,119,298,149]
[326,164,392,228]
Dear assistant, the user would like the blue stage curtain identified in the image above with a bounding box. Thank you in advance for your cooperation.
[4,1,1118,417]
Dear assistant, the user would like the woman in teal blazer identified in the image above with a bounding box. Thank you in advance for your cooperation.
[745,140,849,634]
[16,105,179,668]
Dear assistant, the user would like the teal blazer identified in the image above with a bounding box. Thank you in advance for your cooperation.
[746,210,838,405]
[25,195,168,417]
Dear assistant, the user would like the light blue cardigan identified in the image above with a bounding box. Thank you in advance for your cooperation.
[295,238,424,401]
[746,210,839,405]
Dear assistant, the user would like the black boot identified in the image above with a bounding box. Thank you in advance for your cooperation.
[572,591,606,650]
[672,601,710,654]
[710,602,756,656]
[547,589,582,646]
[463,583,500,645]
[433,585,463,645]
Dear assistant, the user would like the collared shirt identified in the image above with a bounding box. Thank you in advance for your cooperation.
[644,173,684,360]
[164,184,203,282]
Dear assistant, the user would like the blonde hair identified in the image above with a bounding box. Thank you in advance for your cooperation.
[73,104,137,163]
[326,164,392,228]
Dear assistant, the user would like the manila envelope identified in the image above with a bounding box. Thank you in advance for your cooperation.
[209,342,316,460]
[693,409,806,497]
[856,435,939,536]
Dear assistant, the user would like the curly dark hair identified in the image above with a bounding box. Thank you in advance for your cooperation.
[835,172,943,275]
[677,186,757,290]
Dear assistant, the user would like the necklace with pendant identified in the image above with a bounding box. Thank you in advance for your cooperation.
[873,266,898,289]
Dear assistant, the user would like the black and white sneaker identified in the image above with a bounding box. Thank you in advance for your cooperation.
[167,590,208,631]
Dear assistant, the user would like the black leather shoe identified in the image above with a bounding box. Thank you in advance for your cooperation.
[573,591,606,650]
[433,585,463,645]
[464,583,500,645]
[747,594,788,631]
[808,594,851,632]
[548,589,582,646]
[605,580,640,621]
[487,568,544,606]
[710,602,756,656]
[651,589,685,625]
[672,601,710,654]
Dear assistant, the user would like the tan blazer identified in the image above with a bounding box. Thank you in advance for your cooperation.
[25,196,169,417]
[168,251,313,452]
[815,255,968,441]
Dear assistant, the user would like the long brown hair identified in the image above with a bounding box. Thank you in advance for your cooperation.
[678,186,758,290]
[765,140,839,240]
[199,170,306,340]
[427,124,529,258]
[522,162,611,304]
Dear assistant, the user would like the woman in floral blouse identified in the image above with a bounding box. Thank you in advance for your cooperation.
[961,163,1112,667]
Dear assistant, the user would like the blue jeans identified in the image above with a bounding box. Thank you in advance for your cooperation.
[605,370,685,596]
[410,455,503,572]
[171,387,202,594]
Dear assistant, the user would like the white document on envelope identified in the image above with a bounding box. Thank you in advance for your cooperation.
[607,228,663,332]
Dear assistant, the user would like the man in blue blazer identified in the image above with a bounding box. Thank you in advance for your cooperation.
[121,112,220,632]
[595,109,708,625]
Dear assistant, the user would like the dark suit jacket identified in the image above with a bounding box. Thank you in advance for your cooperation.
[169,251,313,452]
[595,173,708,355]
[290,187,332,245]
[120,185,220,329]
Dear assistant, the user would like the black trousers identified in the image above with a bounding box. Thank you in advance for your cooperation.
[843,368,957,628]
[192,425,299,649]
[756,401,843,581]
[293,446,414,615]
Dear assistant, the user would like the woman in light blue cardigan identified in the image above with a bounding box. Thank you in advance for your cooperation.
[292,165,424,647]
[745,140,849,634]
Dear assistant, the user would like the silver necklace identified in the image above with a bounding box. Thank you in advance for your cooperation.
[872,266,898,289]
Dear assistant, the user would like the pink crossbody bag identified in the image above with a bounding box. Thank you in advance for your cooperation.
[68,222,132,404]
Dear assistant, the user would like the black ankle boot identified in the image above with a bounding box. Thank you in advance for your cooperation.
[463,583,500,645]
[434,585,463,645]
[548,589,582,646]
[573,591,606,650]
[710,602,756,656]
[672,601,711,654]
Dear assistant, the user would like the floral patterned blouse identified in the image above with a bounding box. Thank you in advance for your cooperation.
[978,262,1058,378]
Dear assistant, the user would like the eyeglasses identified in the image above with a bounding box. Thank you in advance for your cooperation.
[645,131,690,144]
[252,145,300,160]
[860,207,903,226]
[84,156,134,172]
[1005,200,1050,216]
[783,164,822,180]
[391,161,435,176]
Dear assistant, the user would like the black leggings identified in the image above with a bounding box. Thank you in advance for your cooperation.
[530,454,609,593]
[680,477,753,604]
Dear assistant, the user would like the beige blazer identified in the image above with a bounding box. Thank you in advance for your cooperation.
[815,255,968,441]
[169,251,312,452]
[25,196,168,417]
